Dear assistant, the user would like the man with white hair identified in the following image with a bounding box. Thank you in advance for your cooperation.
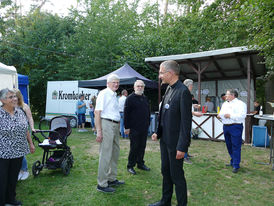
[124,80,151,175]
[95,74,124,193]
[183,79,203,164]
[218,89,247,173]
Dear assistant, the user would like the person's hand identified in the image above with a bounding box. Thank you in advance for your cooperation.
[193,104,201,109]
[217,115,221,119]
[124,129,130,135]
[151,133,158,141]
[29,143,35,154]
[32,128,36,132]
[176,150,185,159]
[96,130,103,143]
[193,112,203,117]
[224,114,230,118]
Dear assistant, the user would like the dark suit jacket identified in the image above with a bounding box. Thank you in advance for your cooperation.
[124,93,150,132]
[157,80,192,152]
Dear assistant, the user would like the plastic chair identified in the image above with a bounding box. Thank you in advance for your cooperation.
[252,125,270,148]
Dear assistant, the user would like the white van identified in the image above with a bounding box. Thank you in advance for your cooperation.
[45,81,97,127]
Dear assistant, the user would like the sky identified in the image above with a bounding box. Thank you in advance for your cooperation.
[20,0,78,16]
[19,0,214,16]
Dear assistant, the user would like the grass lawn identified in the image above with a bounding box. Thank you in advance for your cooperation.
[17,128,273,206]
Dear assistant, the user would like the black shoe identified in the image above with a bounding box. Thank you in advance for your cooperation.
[6,200,22,206]
[232,168,239,173]
[97,185,115,193]
[108,179,125,187]
[148,201,171,206]
[127,167,136,175]
[137,164,150,171]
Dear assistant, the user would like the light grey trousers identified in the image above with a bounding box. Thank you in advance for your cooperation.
[97,119,120,187]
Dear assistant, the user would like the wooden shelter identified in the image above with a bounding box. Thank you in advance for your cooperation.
[145,46,266,142]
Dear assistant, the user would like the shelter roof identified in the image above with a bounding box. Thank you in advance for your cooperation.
[145,46,266,81]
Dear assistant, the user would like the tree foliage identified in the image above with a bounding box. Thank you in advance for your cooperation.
[0,0,272,117]
[240,0,273,69]
[0,11,76,115]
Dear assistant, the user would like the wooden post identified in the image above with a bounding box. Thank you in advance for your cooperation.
[198,63,201,104]
[188,61,211,105]
[247,56,251,113]
[215,80,218,97]
[245,56,252,143]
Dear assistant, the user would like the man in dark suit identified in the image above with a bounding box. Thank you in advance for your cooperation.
[149,60,192,206]
[124,80,151,175]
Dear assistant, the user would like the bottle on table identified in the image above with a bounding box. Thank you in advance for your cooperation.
[259,106,263,116]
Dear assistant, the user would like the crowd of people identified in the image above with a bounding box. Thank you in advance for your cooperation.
[2,59,263,206]
[91,60,249,206]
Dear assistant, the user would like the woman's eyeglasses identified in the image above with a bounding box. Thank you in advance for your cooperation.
[7,95,17,99]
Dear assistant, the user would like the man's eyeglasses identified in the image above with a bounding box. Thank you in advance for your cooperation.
[136,85,144,88]
[159,71,169,75]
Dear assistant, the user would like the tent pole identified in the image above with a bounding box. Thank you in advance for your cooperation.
[27,85,30,105]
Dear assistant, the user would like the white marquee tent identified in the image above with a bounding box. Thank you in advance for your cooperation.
[0,62,18,90]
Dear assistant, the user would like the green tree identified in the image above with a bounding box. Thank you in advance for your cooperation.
[0,0,271,117]
[0,11,76,117]
[240,0,273,70]
[66,0,144,78]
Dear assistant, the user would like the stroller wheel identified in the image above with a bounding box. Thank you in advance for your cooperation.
[32,160,42,177]
[61,159,70,176]
[69,117,77,128]
[68,154,74,168]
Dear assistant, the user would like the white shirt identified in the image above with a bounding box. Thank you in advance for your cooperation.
[118,95,127,112]
[95,87,120,121]
[219,98,247,125]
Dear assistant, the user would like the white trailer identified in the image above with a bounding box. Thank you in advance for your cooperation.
[45,81,98,127]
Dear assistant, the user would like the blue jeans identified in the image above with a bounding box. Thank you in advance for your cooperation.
[77,113,86,126]
[120,112,128,138]
[89,111,95,128]
[223,124,243,169]
[21,156,28,171]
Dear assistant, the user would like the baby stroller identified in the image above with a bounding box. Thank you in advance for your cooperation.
[32,116,74,176]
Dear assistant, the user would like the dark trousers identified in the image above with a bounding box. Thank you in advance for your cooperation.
[160,141,187,206]
[127,129,148,168]
[0,157,23,206]
[223,124,243,169]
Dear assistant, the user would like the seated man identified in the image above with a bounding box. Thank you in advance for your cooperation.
[250,100,260,115]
